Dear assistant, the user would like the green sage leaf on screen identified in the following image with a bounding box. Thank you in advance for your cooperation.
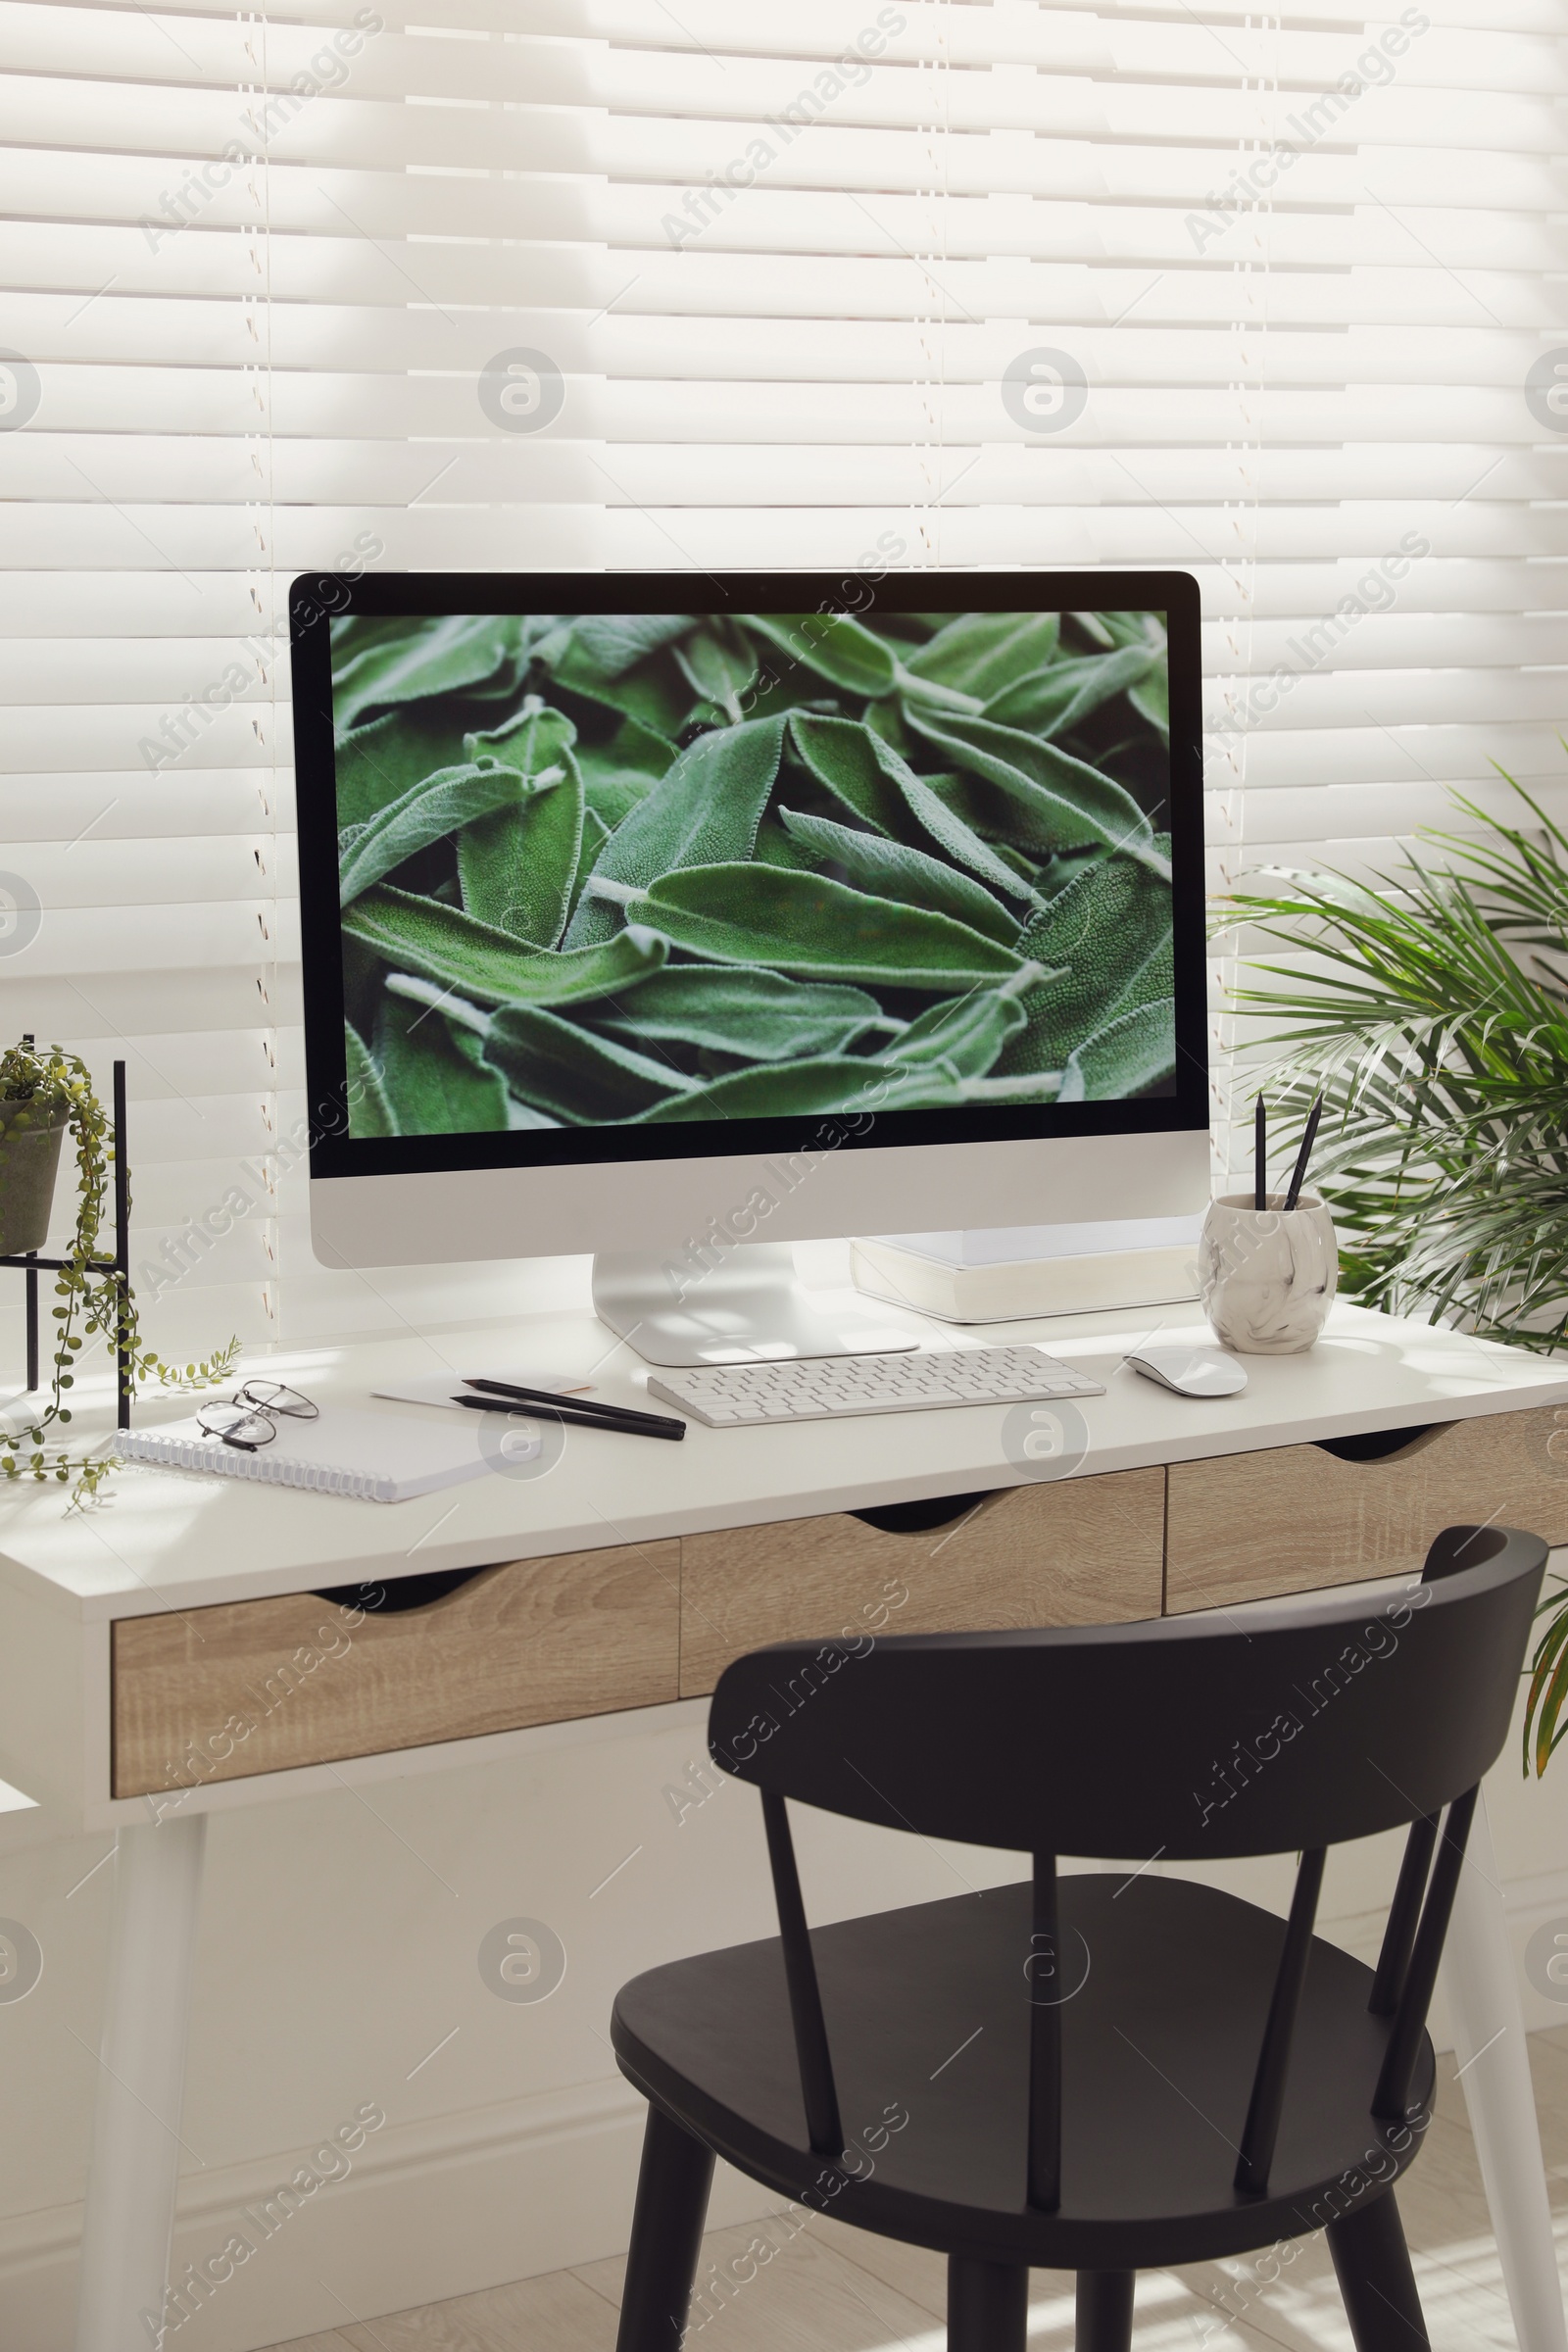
[626,862,1025,991]
[568,614,697,677]
[1129,663,1170,744]
[334,707,472,828]
[904,706,1164,871]
[332,614,526,730]
[345,886,668,1005]
[787,710,912,837]
[742,612,899,698]
[984,644,1159,737]
[541,625,694,740]
[374,987,512,1135]
[564,711,788,947]
[1057,994,1177,1103]
[459,754,585,950]
[339,763,527,906]
[592,963,888,1061]
[632,1054,962,1123]
[886,961,1053,1077]
[997,845,1172,1077]
[345,1022,397,1137]
[777,806,1022,943]
[900,611,1062,700]
[462,695,576,777]
[673,620,759,724]
[566,806,612,927]
[482,1004,697,1122]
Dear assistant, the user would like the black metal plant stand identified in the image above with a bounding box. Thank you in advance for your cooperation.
[0,1057,131,1431]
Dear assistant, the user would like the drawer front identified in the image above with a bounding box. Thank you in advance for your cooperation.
[112,1540,680,1797]
[1165,1403,1568,1614]
[678,1470,1165,1698]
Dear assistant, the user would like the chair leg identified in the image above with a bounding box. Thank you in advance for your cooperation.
[948,2256,1028,2351]
[1076,2270,1136,2352]
[614,2103,715,2352]
[1328,2190,1430,2351]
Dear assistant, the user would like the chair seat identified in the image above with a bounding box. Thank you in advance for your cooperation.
[611,1871,1434,2272]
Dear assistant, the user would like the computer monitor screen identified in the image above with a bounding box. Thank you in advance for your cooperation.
[295,572,1203,1181]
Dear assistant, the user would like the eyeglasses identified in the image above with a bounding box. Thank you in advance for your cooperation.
[197,1380,318,1452]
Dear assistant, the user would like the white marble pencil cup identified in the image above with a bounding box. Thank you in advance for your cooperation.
[1198,1192,1339,1356]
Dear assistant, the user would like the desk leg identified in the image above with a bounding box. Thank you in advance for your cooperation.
[73,1816,207,2352]
[1441,1790,1566,2352]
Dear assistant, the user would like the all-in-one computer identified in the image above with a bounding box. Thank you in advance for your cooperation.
[291,571,1207,1365]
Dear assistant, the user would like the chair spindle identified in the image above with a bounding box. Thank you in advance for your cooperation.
[1369,1812,1439,2015]
[1374,1785,1478,2120]
[760,1788,843,2158]
[1026,1850,1061,2212]
[1233,1846,1325,2195]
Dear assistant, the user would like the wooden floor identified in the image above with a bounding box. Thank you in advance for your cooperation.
[268,2027,1568,2352]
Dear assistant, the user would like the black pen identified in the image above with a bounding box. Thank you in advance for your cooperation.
[465,1375,681,1435]
[453,1389,686,1443]
[1283,1094,1324,1213]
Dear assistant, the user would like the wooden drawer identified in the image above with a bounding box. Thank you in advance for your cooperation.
[111,1540,680,1798]
[678,1470,1165,1698]
[1165,1403,1568,1614]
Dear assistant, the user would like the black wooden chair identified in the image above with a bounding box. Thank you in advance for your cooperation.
[610,1522,1544,2352]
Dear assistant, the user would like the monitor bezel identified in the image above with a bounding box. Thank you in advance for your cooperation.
[291,568,1208,1181]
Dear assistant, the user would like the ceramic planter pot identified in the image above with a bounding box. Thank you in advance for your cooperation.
[0,1099,68,1255]
[1198,1191,1338,1355]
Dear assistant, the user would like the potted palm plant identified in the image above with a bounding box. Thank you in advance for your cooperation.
[1218,775,1568,1774]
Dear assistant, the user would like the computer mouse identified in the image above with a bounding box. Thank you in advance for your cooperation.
[1127,1346,1249,1398]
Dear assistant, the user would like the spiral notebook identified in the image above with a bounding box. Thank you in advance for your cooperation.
[116,1405,491,1504]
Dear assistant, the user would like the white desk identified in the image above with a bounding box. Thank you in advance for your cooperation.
[2,1296,1565,2350]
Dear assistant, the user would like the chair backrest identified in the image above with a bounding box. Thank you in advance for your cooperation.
[709,1523,1542,1861]
[708,1524,1544,2198]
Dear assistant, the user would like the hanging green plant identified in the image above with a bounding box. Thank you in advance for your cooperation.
[0,1040,239,1503]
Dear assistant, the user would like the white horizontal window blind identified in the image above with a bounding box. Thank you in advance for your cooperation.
[0,0,1560,1348]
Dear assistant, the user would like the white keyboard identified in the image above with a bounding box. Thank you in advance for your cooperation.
[646,1347,1105,1428]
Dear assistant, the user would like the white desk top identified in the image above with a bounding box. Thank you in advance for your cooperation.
[3,1295,1566,1624]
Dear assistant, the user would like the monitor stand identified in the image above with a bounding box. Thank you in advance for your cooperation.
[591,1244,921,1368]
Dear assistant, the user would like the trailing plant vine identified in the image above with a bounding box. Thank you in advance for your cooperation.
[0,1041,238,1503]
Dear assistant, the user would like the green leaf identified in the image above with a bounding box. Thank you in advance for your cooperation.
[334,707,473,829]
[567,614,696,677]
[902,611,1062,700]
[752,814,822,870]
[374,988,510,1134]
[625,863,1025,991]
[460,759,585,949]
[632,1054,958,1122]
[673,619,759,724]
[542,626,694,738]
[345,1022,397,1137]
[592,963,888,1061]
[565,711,788,946]
[339,763,527,906]
[1058,995,1177,1102]
[1130,664,1170,744]
[332,614,526,730]
[788,711,911,836]
[454,703,586,948]
[567,806,612,926]
[345,886,668,1006]
[904,706,1164,872]
[743,612,898,698]
[885,963,1051,1077]
[577,712,676,788]
[985,644,1159,737]
[789,713,1041,905]
[482,1004,695,1120]
[998,847,1173,1077]
[778,806,1021,944]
